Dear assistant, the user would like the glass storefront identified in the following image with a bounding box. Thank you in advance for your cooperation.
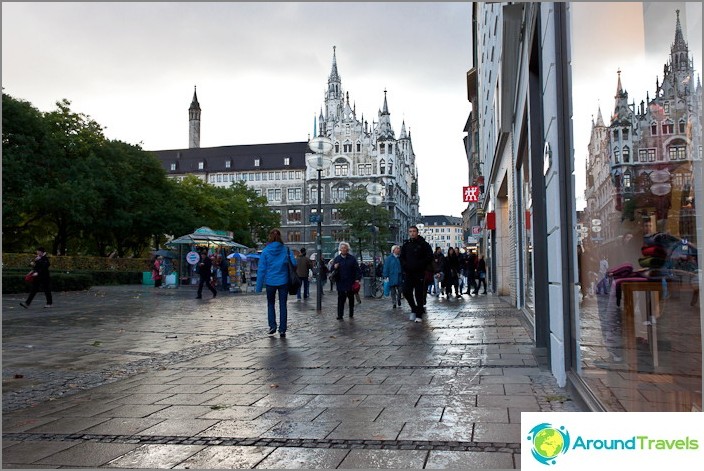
[572,3,702,412]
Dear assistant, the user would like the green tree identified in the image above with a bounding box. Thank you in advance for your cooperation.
[2,93,55,251]
[338,186,392,261]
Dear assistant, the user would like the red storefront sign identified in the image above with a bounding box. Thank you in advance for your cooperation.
[463,186,480,202]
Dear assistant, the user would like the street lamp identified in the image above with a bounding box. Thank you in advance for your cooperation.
[307,136,333,312]
[366,182,383,290]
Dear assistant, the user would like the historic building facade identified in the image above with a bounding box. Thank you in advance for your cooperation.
[151,49,420,256]
[418,215,464,252]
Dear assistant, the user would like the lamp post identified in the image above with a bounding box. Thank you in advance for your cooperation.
[307,136,333,311]
[366,182,383,290]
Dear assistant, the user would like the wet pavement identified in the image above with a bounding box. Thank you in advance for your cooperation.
[2,284,584,469]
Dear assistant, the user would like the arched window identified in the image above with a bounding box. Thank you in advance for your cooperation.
[613,148,620,164]
[388,160,394,175]
[623,146,630,163]
[335,142,340,153]
[662,119,674,135]
[651,122,658,135]
[380,159,386,174]
[679,119,686,134]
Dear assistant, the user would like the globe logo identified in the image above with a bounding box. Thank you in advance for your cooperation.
[526,423,571,465]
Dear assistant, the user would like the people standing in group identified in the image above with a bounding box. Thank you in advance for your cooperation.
[465,250,478,295]
[255,229,297,338]
[400,225,434,322]
[295,247,314,300]
[383,245,404,309]
[196,250,217,299]
[474,254,488,295]
[219,255,230,292]
[20,247,53,309]
[443,247,462,298]
[331,242,362,320]
[152,256,163,288]
[430,247,445,297]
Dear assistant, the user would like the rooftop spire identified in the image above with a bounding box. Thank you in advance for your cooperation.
[190,85,200,110]
[329,45,340,82]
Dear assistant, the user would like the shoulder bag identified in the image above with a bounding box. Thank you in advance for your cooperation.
[286,247,302,295]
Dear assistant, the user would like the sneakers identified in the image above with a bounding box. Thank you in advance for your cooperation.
[268,328,276,335]
[392,304,397,309]
[280,333,286,338]
[19,302,28,309]
[409,313,417,322]
[43,304,53,308]
[337,316,343,320]
[414,317,422,323]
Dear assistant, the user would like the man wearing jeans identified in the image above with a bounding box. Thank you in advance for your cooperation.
[400,226,433,322]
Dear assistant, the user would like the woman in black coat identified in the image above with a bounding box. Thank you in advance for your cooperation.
[20,247,53,308]
[443,247,462,298]
[331,242,362,320]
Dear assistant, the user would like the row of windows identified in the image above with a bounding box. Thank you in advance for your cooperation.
[172,157,293,172]
[331,142,396,154]
[208,170,304,183]
[283,229,351,243]
[650,119,687,136]
[616,145,689,164]
[285,208,344,224]
[331,161,394,177]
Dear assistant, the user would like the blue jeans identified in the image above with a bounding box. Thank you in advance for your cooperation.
[296,276,310,299]
[266,284,288,334]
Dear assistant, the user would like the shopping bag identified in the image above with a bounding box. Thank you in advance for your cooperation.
[286,248,301,295]
[383,279,390,297]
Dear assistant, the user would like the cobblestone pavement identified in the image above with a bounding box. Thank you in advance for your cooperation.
[2,284,584,469]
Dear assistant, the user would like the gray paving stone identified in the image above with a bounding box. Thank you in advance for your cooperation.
[34,442,139,467]
[2,285,585,469]
[338,448,427,469]
[172,445,275,469]
[1,440,79,465]
[254,446,349,469]
[425,450,516,469]
[105,444,205,468]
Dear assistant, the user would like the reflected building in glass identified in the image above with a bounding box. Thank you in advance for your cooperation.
[579,9,702,412]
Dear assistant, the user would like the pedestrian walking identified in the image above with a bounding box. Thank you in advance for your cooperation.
[400,225,433,322]
[295,247,314,300]
[332,241,362,320]
[152,256,164,288]
[430,247,445,297]
[443,247,462,298]
[475,254,488,294]
[20,247,53,309]
[382,245,404,309]
[196,250,217,299]
[465,250,478,295]
[255,229,297,338]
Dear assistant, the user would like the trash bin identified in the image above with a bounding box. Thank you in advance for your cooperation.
[363,276,373,297]
[142,272,154,286]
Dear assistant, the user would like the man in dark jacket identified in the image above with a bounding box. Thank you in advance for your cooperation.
[400,225,433,322]
[196,250,217,299]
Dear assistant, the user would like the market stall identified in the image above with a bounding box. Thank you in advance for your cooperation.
[165,227,248,287]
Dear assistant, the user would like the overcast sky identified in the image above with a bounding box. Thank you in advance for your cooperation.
[3,2,701,217]
[2,2,473,217]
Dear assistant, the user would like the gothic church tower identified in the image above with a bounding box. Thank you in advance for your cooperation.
[189,86,201,149]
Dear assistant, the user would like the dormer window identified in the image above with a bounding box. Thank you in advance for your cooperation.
[170,163,177,171]
[198,161,205,170]
[284,157,290,166]
[254,158,260,167]
[663,102,670,114]
[225,160,231,169]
